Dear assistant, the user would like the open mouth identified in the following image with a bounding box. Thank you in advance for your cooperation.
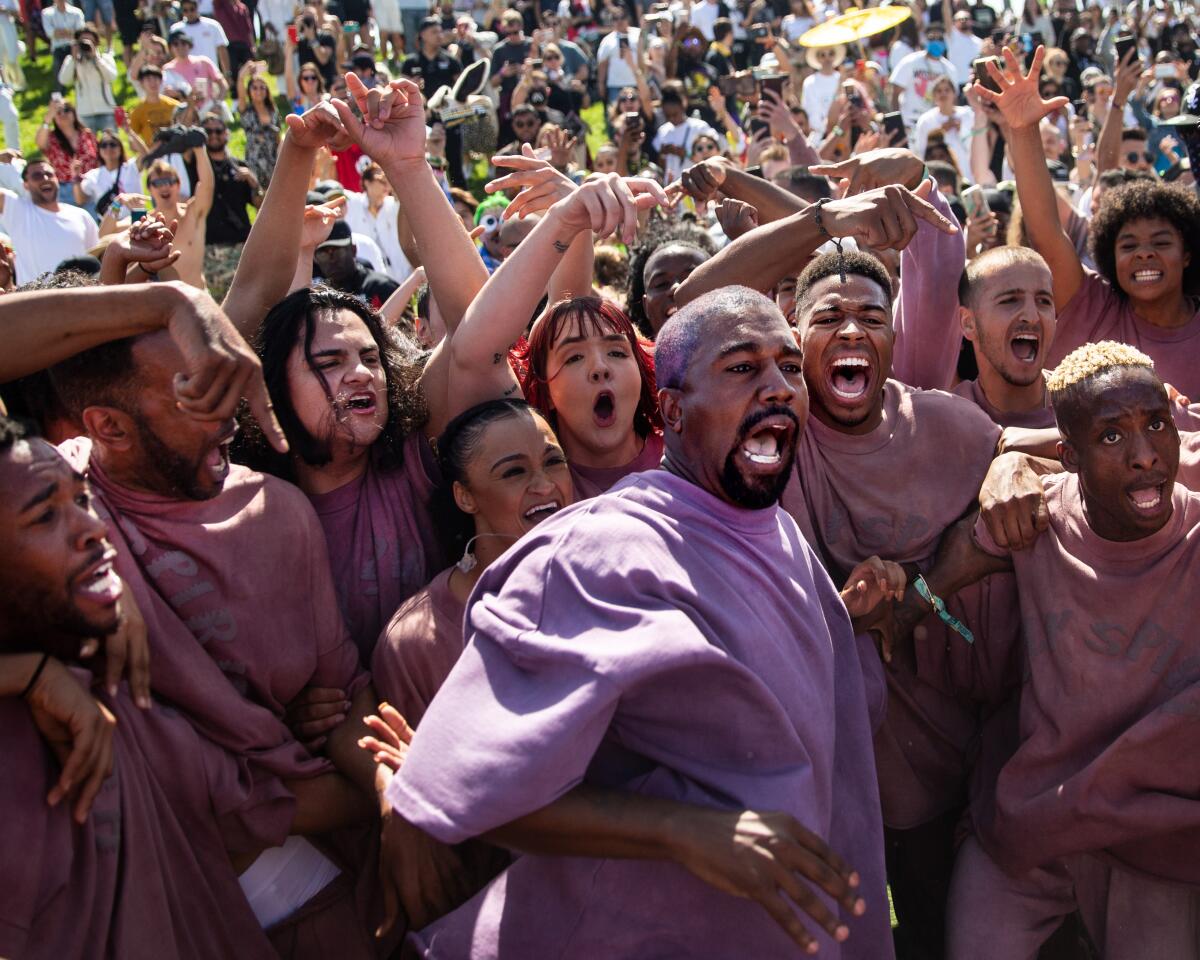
[1132,269,1164,285]
[827,355,871,403]
[74,550,122,605]
[1010,333,1040,363]
[204,431,236,483]
[522,499,562,523]
[1127,482,1166,512]
[740,415,795,467]
[593,390,616,428]
[343,392,378,415]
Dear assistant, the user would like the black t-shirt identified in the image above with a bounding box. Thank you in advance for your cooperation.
[705,46,734,77]
[399,49,463,94]
[348,263,399,309]
[187,153,253,245]
[491,37,532,96]
[298,39,338,87]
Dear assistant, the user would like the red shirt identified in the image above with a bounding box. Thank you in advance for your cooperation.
[44,125,98,184]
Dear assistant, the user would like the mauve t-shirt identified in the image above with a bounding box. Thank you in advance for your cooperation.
[568,430,665,500]
[952,378,1057,429]
[783,380,1020,828]
[0,687,285,959]
[387,469,893,959]
[307,434,444,659]
[973,473,1200,882]
[1050,270,1200,398]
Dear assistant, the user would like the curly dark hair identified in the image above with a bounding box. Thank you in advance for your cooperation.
[794,250,895,317]
[626,218,716,336]
[1089,180,1200,299]
[236,285,428,481]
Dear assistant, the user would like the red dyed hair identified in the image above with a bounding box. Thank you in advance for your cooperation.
[511,296,662,437]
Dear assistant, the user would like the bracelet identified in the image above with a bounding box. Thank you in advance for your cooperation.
[20,652,50,698]
[913,574,975,645]
[812,198,847,282]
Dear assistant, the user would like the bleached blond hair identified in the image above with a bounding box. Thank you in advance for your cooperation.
[1047,341,1159,435]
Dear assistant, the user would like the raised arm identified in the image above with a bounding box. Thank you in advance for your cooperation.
[447,173,666,419]
[220,101,350,340]
[675,179,956,307]
[679,156,806,225]
[975,47,1082,310]
[1094,49,1139,179]
[187,137,216,219]
[331,75,492,437]
[1,281,285,449]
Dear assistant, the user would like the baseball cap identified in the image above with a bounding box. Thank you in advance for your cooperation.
[316,220,354,248]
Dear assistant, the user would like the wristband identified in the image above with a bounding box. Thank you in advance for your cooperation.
[913,574,975,645]
[20,652,50,698]
[812,197,847,283]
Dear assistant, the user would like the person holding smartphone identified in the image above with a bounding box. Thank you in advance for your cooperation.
[913,74,976,180]
[597,4,640,106]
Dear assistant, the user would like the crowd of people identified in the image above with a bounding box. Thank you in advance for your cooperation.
[4,0,1200,957]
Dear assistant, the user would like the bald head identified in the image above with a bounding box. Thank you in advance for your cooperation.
[656,286,780,390]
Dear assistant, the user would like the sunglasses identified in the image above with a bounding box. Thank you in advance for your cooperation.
[1161,94,1180,103]
[513,119,538,128]
[205,127,227,134]
[301,73,319,80]
[150,176,179,186]
[26,169,55,180]
[1126,151,1154,164]
[99,140,120,148]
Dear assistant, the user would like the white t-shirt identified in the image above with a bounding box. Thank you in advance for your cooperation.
[946,28,981,83]
[0,190,99,282]
[343,190,415,284]
[597,27,641,90]
[651,115,718,181]
[78,159,142,201]
[689,0,723,40]
[781,13,814,41]
[179,17,228,70]
[801,70,840,136]
[889,50,958,128]
[41,3,85,49]
[913,105,975,183]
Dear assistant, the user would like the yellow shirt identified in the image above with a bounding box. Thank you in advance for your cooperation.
[130,96,181,147]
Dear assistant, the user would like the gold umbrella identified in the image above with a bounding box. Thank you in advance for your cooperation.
[797,6,912,47]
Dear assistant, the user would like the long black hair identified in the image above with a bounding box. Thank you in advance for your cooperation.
[431,398,541,562]
[236,285,428,479]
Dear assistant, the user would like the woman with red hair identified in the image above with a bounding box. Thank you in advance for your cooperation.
[448,170,670,497]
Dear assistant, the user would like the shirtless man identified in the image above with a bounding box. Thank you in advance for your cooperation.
[144,149,213,289]
[945,342,1200,960]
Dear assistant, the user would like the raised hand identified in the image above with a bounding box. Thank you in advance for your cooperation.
[299,196,348,249]
[678,155,730,203]
[124,212,181,273]
[543,124,578,170]
[283,99,352,150]
[487,145,578,219]
[758,86,800,142]
[819,179,957,250]
[672,807,865,954]
[715,197,759,241]
[809,147,925,196]
[972,46,1068,131]
[332,74,428,169]
[548,171,668,245]
[1112,46,1141,107]
[165,282,289,453]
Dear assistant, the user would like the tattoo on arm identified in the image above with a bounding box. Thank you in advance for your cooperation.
[552,239,570,254]
[493,352,503,365]
[502,384,519,397]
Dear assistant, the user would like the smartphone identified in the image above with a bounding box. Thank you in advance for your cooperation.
[194,76,208,98]
[736,71,757,97]
[718,74,738,97]
[881,111,906,144]
[530,58,543,69]
[760,73,786,99]
[130,208,148,222]
[1114,33,1137,64]
[843,83,864,108]
[618,34,629,51]
[749,116,770,138]
[990,29,1005,46]
[1030,30,1044,48]
[961,184,991,221]
[1073,98,1088,116]
[1156,62,1176,77]
[287,23,298,44]
[113,104,127,127]
[51,91,63,105]
[624,110,643,133]
[973,56,1002,94]
[343,19,359,33]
